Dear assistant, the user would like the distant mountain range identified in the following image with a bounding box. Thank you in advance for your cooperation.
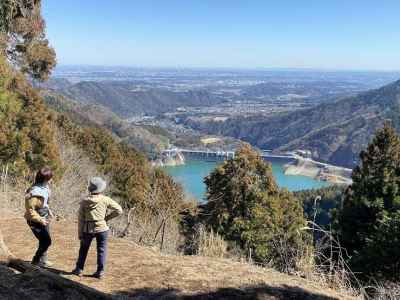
[43,79,225,117]
[186,80,400,167]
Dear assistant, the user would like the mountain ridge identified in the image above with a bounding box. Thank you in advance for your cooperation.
[185,79,400,167]
[50,80,225,117]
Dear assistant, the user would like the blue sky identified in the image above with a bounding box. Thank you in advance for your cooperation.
[43,0,400,70]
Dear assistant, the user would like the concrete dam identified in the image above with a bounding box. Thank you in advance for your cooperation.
[161,148,297,164]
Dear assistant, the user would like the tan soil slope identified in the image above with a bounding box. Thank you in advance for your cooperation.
[0,215,356,300]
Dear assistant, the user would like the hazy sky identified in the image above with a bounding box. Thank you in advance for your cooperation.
[43,0,400,70]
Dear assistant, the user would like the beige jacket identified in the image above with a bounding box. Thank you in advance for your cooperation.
[78,194,123,237]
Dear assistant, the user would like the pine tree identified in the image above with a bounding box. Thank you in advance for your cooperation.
[336,122,400,280]
[201,144,307,270]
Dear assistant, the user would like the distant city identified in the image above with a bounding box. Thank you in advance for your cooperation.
[51,65,400,121]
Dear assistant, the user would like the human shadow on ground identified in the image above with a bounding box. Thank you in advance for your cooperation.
[41,265,74,275]
[1,261,112,300]
[113,284,340,300]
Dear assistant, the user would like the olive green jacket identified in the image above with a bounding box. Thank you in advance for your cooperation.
[78,194,123,237]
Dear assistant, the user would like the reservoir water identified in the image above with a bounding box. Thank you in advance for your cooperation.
[164,160,329,201]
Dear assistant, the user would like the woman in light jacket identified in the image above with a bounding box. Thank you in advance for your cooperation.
[25,167,54,267]
[72,177,122,279]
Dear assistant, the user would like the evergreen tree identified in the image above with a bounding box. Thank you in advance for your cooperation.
[0,0,56,80]
[0,55,61,176]
[336,123,400,280]
[201,144,307,270]
[0,0,59,175]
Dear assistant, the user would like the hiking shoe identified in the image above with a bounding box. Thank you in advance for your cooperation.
[41,260,54,268]
[72,268,83,277]
[32,260,54,268]
[92,271,105,279]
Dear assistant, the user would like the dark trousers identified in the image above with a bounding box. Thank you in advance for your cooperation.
[28,222,52,263]
[76,231,108,273]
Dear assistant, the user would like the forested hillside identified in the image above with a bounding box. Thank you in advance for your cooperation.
[48,80,225,117]
[42,90,171,156]
[0,55,61,176]
[186,80,400,167]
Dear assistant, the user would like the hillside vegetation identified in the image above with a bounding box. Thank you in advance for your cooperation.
[42,90,171,157]
[0,55,62,176]
[49,80,225,117]
[186,80,400,167]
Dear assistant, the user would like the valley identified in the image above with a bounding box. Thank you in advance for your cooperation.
[46,67,400,120]
[36,66,400,198]
[41,66,400,170]
[3,1,400,298]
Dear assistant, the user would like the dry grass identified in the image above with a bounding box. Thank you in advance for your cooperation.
[51,135,103,218]
[296,222,363,299]
[0,137,101,218]
[110,209,184,255]
[195,225,228,258]
[0,165,25,212]
[0,214,358,299]
[359,281,400,300]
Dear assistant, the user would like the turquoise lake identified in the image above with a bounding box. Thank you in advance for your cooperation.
[164,160,329,201]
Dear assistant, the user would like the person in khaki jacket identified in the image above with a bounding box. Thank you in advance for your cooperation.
[72,177,122,279]
[25,167,54,267]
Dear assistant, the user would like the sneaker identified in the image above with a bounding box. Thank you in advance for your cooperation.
[72,268,83,276]
[32,260,53,268]
[41,260,54,268]
[92,271,105,279]
[31,260,40,267]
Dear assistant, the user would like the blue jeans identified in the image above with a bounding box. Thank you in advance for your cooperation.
[76,231,108,273]
[28,221,52,263]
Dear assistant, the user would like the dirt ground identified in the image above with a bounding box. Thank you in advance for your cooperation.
[0,214,356,299]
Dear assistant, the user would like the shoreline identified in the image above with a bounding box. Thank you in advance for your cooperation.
[155,147,353,186]
[283,158,352,185]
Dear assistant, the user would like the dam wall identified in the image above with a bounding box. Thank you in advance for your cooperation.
[162,148,297,163]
